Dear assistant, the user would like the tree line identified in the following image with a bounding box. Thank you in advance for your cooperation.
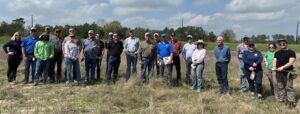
[0,18,299,43]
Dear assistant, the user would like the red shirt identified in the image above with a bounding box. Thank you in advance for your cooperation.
[171,39,182,56]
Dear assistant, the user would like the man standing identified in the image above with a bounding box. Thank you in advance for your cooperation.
[157,34,173,86]
[106,33,123,85]
[95,33,105,81]
[182,35,196,84]
[170,33,182,84]
[214,36,231,94]
[81,30,99,84]
[139,32,156,83]
[49,28,64,83]
[33,34,54,86]
[105,32,114,76]
[21,27,39,84]
[153,33,161,77]
[123,30,140,81]
[272,39,297,108]
[236,36,249,92]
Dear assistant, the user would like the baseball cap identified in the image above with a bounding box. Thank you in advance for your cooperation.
[88,30,94,34]
[187,35,193,39]
[161,34,167,38]
[154,33,159,36]
[109,32,113,36]
[145,32,150,36]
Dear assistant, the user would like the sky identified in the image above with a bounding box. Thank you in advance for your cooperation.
[0,0,299,39]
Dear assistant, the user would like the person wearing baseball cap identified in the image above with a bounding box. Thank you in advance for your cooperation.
[152,33,161,77]
[273,38,297,108]
[33,33,54,86]
[139,32,156,83]
[64,33,81,86]
[81,30,100,85]
[236,36,250,93]
[242,41,264,100]
[157,33,173,86]
[190,39,207,92]
[182,35,196,85]
[170,33,182,85]
[20,26,39,84]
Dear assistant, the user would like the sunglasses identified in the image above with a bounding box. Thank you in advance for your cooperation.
[279,42,286,46]
[269,46,275,49]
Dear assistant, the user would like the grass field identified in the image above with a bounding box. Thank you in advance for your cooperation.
[0,45,300,113]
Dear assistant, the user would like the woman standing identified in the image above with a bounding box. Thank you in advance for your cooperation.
[191,40,207,92]
[242,42,263,99]
[263,43,278,99]
[2,32,22,83]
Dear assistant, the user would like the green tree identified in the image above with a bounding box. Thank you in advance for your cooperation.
[221,29,236,42]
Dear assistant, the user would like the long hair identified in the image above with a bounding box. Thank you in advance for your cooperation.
[11,32,21,41]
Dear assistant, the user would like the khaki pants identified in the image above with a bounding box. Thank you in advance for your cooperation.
[276,71,295,102]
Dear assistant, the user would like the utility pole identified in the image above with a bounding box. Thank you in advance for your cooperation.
[181,17,184,36]
[31,15,33,27]
[296,21,299,44]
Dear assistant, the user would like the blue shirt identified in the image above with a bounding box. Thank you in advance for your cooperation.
[182,43,196,60]
[242,50,263,71]
[214,45,231,63]
[83,38,99,59]
[21,35,39,55]
[157,41,173,59]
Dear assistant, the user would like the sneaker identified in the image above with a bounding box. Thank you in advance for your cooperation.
[288,102,296,109]
[66,81,72,87]
[196,89,201,93]
[250,92,255,99]
[33,82,38,86]
[257,94,263,100]
[21,80,28,84]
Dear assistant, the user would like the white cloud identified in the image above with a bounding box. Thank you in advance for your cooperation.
[225,0,298,13]
[228,10,285,21]
[193,0,219,7]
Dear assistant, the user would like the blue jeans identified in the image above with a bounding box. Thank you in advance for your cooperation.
[140,58,154,83]
[239,60,247,91]
[185,60,192,82]
[24,55,36,82]
[215,62,229,93]
[191,63,205,90]
[244,69,263,94]
[65,58,81,82]
[34,59,50,83]
[106,56,121,83]
[125,54,137,81]
[84,58,96,81]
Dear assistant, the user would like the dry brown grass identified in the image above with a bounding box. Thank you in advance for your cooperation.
[0,49,300,114]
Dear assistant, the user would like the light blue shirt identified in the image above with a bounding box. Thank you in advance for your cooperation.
[83,38,99,59]
[214,45,231,63]
[182,43,196,60]
[124,36,140,53]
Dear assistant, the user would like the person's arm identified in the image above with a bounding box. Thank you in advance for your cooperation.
[64,43,69,57]
[138,44,142,63]
[272,58,277,71]
[123,38,128,53]
[80,48,84,62]
[135,39,140,54]
[34,42,39,59]
[182,45,186,60]
[2,41,10,54]
[263,54,268,65]
[50,43,54,58]
[278,52,296,71]
[169,44,174,63]
[236,45,240,58]
[227,47,231,63]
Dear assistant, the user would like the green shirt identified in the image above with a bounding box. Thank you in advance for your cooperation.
[139,40,156,59]
[34,41,54,60]
[265,51,275,69]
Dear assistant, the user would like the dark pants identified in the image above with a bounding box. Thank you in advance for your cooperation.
[106,56,121,84]
[171,56,181,82]
[84,58,96,81]
[49,54,63,81]
[140,58,154,83]
[244,69,263,94]
[24,55,36,82]
[215,62,229,93]
[96,56,102,80]
[125,54,137,81]
[154,59,160,77]
[185,59,192,83]
[7,55,22,82]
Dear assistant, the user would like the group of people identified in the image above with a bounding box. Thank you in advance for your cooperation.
[236,37,297,108]
[2,27,297,108]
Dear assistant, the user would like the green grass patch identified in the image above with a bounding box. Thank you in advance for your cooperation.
[0,36,10,44]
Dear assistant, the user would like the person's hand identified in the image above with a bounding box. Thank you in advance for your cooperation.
[265,61,268,66]
[139,60,143,64]
[8,52,14,55]
[277,67,284,71]
[134,52,138,55]
[80,57,84,62]
[23,56,27,61]
[157,61,161,66]
[253,63,257,67]
[249,67,254,71]
[92,45,97,49]
[272,67,276,71]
